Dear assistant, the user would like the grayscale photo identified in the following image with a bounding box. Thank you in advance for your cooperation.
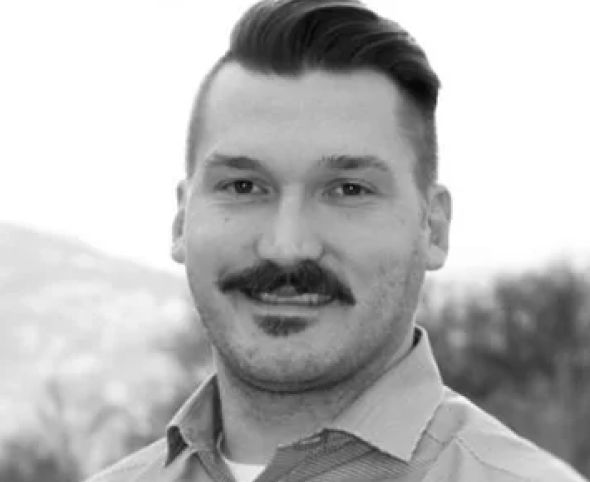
[0,1,589,481]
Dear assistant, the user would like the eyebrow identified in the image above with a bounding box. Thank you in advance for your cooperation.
[204,153,392,174]
[319,154,391,173]
[204,153,266,171]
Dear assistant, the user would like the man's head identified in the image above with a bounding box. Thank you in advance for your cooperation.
[172,0,451,392]
[187,0,440,194]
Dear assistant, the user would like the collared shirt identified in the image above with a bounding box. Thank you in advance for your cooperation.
[84,328,587,482]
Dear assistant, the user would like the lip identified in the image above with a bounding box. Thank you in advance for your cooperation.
[238,290,335,308]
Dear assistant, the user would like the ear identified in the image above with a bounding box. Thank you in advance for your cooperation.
[425,184,452,271]
[171,180,188,264]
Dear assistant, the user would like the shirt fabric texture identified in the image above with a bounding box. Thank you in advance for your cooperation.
[84,327,587,482]
[218,432,266,482]
[219,452,265,482]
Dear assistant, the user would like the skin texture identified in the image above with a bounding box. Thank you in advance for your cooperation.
[171,63,452,463]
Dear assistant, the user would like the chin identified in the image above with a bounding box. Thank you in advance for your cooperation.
[216,340,349,393]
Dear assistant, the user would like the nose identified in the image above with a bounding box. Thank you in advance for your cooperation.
[256,189,323,264]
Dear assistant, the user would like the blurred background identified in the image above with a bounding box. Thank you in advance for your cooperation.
[1,0,589,480]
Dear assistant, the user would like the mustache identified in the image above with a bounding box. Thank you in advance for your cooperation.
[217,259,355,305]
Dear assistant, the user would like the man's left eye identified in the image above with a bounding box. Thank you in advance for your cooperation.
[328,182,374,197]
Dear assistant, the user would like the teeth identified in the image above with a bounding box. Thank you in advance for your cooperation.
[254,292,333,306]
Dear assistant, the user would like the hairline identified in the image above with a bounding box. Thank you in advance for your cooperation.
[186,58,436,195]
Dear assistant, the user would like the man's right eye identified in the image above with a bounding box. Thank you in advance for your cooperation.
[218,179,267,195]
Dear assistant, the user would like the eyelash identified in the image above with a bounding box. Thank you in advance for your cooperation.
[216,179,375,198]
[217,179,267,195]
[326,182,374,197]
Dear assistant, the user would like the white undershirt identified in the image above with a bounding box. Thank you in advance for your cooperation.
[217,433,266,482]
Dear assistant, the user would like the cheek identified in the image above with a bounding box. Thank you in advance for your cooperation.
[183,214,233,291]
[351,230,426,303]
[185,204,252,255]
[345,225,419,271]
[361,257,405,309]
[183,205,268,294]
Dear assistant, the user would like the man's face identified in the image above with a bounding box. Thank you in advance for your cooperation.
[173,64,450,391]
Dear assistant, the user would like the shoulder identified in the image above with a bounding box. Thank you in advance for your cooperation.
[82,438,168,482]
[424,388,586,482]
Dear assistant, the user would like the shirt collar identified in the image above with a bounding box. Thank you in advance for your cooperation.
[329,326,444,462]
[165,371,220,464]
[165,326,444,465]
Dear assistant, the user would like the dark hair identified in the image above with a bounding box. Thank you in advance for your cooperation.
[186,0,440,192]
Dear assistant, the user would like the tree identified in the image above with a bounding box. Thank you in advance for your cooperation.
[121,310,213,451]
[0,373,149,481]
[0,433,77,482]
[420,263,590,476]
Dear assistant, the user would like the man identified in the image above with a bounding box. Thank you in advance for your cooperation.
[86,0,586,481]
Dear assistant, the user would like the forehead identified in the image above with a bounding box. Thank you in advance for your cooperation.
[196,63,417,175]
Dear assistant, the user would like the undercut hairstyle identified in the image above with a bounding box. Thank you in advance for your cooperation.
[186,0,441,193]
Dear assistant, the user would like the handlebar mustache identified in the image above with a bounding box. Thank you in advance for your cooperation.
[217,259,356,305]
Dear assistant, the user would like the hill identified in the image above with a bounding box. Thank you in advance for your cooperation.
[0,223,192,436]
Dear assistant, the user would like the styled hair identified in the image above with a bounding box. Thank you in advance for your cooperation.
[186,0,440,192]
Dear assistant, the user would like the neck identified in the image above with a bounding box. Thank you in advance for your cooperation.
[216,327,415,465]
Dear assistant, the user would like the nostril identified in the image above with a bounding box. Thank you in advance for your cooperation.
[255,208,324,263]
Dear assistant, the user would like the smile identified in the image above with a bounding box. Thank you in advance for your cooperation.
[244,291,334,306]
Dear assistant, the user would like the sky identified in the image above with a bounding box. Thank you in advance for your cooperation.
[1,0,589,281]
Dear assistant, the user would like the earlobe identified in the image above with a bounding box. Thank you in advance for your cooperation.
[425,184,452,271]
[171,180,188,264]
